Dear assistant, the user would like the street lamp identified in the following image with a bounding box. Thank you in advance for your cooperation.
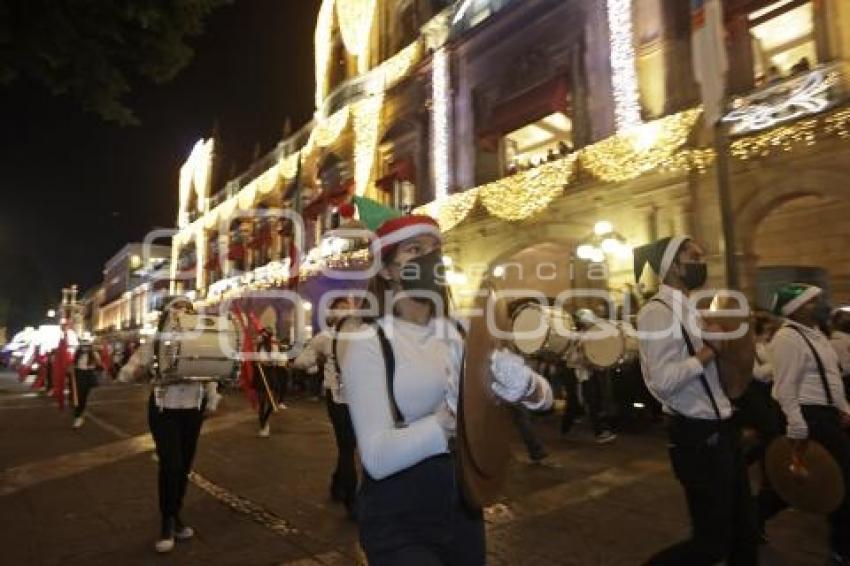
[576,221,632,262]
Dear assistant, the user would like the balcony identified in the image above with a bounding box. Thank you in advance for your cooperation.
[724,62,848,136]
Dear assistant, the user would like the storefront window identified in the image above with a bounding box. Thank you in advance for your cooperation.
[503,112,573,174]
[749,0,817,85]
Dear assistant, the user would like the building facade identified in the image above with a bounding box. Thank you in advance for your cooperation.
[169,0,850,324]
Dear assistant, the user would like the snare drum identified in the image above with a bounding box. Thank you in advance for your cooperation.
[581,320,626,369]
[154,311,238,383]
[511,304,577,357]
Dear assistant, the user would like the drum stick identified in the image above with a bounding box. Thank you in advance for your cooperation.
[256,363,279,413]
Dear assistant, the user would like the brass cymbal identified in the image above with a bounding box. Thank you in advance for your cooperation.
[765,437,845,515]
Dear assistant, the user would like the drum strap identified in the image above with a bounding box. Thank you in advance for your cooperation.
[651,299,722,420]
[785,325,834,406]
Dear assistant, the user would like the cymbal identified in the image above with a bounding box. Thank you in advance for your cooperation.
[765,437,845,514]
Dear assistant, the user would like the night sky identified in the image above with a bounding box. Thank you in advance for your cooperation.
[0,0,319,327]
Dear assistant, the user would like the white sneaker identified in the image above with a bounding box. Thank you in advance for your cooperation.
[258,424,271,438]
[174,525,194,541]
[595,431,618,444]
[155,537,175,553]
[72,417,84,429]
[278,402,288,410]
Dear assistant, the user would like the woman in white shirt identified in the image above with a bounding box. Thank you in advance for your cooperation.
[340,215,552,566]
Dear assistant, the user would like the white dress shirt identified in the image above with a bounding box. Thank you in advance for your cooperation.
[830,330,850,376]
[637,285,732,420]
[771,321,850,439]
[293,330,345,404]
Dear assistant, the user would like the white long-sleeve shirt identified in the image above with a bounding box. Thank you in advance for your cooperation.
[637,285,732,420]
[830,330,850,376]
[292,330,344,404]
[770,321,850,439]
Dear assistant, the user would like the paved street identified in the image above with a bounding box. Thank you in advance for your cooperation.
[0,370,830,565]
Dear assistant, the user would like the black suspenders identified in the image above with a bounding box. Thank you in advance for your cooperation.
[785,325,834,406]
[651,299,723,420]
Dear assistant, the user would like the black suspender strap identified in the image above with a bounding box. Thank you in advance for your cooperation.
[651,299,722,421]
[785,325,834,406]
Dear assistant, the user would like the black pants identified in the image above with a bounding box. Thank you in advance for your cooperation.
[256,364,285,428]
[147,393,204,521]
[325,392,357,505]
[511,404,547,460]
[801,405,850,556]
[358,455,485,566]
[647,418,758,566]
[72,370,98,418]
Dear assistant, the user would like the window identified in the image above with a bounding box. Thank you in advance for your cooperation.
[749,0,818,84]
[503,112,573,175]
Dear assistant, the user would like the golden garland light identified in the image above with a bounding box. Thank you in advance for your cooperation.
[580,108,702,183]
[311,106,351,147]
[335,0,377,73]
[415,188,480,232]
[315,0,336,109]
[729,106,850,160]
[353,93,384,196]
[480,153,579,221]
[279,151,300,180]
[381,39,423,91]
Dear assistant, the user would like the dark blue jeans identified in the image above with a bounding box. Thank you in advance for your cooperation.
[358,455,485,566]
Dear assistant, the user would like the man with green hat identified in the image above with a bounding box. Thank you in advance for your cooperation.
[770,283,850,564]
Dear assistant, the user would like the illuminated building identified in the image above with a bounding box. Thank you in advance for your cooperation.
[168,0,850,320]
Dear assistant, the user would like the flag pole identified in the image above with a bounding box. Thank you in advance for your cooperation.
[713,116,739,289]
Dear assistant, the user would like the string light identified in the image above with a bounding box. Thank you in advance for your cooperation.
[432,47,451,200]
[315,0,336,109]
[311,106,351,147]
[416,188,479,232]
[279,152,300,180]
[607,0,642,131]
[353,93,384,196]
[335,0,377,73]
[730,107,850,160]
[381,39,423,91]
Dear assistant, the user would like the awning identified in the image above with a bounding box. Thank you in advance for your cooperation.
[303,179,356,219]
[478,75,570,139]
[375,158,416,193]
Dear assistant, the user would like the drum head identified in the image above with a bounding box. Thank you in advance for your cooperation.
[582,322,625,368]
[512,305,546,355]
[457,285,514,508]
[766,437,845,514]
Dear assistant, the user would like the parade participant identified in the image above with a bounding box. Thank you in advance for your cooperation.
[340,214,553,565]
[770,284,850,564]
[120,298,223,554]
[829,307,850,397]
[70,339,102,429]
[292,297,358,516]
[255,326,286,438]
[636,236,758,565]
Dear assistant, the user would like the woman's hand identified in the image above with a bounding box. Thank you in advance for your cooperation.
[489,349,535,403]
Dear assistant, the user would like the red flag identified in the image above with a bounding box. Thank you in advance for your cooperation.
[32,353,47,390]
[231,305,258,409]
[100,342,112,377]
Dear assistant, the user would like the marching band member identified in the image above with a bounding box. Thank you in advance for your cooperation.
[255,327,286,438]
[340,215,553,565]
[120,298,223,554]
[769,284,850,564]
[292,297,358,516]
[635,236,758,565]
[70,339,102,429]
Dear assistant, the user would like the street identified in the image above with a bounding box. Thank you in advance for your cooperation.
[0,370,830,565]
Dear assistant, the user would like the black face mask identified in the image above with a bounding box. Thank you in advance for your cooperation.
[397,249,446,304]
[680,261,708,290]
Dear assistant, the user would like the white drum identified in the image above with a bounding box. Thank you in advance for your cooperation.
[511,304,577,357]
[582,320,626,369]
[154,311,238,383]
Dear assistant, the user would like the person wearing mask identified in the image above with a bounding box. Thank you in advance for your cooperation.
[770,284,850,564]
[292,297,358,517]
[71,339,103,429]
[636,236,758,565]
[340,214,553,565]
[120,298,223,554]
